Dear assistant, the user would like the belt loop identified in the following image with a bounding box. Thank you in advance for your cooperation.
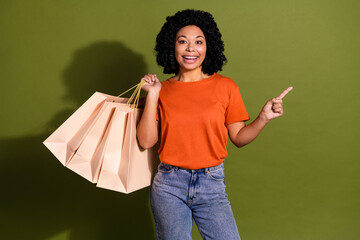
[205,167,209,174]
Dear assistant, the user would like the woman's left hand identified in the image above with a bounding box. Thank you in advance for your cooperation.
[259,86,293,122]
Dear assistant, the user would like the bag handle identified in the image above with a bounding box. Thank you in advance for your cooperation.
[115,80,146,109]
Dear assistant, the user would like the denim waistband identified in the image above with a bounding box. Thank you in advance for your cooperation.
[159,162,224,173]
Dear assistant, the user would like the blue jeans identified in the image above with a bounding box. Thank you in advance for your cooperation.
[150,162,241,240]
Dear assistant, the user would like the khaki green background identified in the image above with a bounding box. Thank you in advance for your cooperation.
[0,0,359,239]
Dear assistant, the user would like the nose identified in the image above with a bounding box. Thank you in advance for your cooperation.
[186,42,195,52]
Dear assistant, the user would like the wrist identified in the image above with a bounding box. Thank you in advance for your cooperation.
[147,90,160,98]
[257,112,270,125]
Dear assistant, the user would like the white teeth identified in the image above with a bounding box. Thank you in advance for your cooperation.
[183,56,198,59]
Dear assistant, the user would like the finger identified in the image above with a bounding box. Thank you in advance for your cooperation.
[273,108,283,114]
[272,98,283,103]
[148,74,157,83]
[271,99,283,109]
[272,103,282,109]
[278,86,293,99]
[272,107,283,112]
[141,76,152,83]
[271,103,282,110]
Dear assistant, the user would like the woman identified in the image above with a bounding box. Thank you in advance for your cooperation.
[137,9,292,240]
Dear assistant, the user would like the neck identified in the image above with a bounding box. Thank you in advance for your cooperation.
[174,68,211,82]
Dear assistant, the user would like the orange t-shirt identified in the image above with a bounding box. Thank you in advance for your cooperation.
[156,73,249,169]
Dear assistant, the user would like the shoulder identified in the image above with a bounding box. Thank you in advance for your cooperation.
[214,73,239,89]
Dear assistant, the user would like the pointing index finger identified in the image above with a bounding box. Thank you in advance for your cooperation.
[278,86,293,99]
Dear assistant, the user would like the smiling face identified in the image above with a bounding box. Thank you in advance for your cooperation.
[175,25,207,73]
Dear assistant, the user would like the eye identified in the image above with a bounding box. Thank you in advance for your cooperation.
[195,40,203,44]
[178,40,186,44]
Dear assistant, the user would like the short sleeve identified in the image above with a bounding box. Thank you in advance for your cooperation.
[225,83,250,125]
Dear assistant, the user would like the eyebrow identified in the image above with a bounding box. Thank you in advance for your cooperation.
[176,35,204,39]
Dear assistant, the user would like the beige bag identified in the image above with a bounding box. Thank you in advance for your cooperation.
[43,82,159,193]
[96,105,159,193]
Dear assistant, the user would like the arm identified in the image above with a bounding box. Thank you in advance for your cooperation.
[136,74,161,149]
[228,86,293,148]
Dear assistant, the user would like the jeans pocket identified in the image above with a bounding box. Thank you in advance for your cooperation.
[207,167,225,181]
[157,163,174,174]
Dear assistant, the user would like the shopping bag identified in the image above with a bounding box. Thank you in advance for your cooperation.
[66,101,117,183]
[43,92,110,166]
[96,104,159,193]
[43,81,159,193]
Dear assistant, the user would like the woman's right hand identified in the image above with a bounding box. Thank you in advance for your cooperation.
[141,74,161,93]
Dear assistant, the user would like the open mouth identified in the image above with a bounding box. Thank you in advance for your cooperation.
[182,55,199,63]
[182,56,199,60]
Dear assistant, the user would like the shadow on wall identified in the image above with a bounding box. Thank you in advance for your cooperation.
[0,41,156,240]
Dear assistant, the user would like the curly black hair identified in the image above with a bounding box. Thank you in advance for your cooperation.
[155,9,227,75]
